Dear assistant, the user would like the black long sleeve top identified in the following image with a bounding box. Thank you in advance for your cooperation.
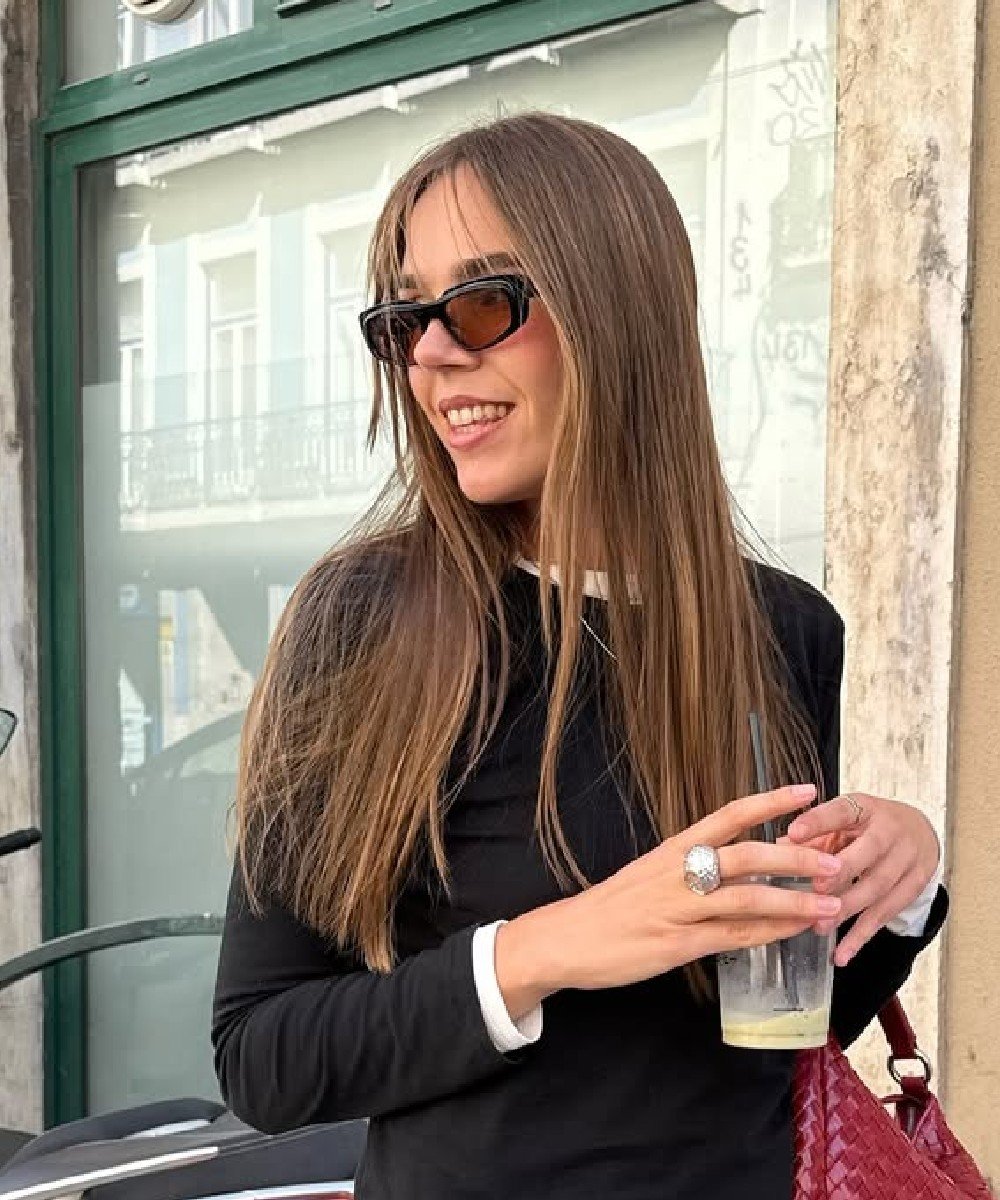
[212,560,948,1199]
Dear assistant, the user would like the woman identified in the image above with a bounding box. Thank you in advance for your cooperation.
[212,113,945,1199]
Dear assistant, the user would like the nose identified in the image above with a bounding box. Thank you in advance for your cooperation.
[410,317,478,370]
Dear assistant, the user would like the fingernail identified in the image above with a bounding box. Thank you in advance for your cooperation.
[792,784,816,799]
[817,896,842,915]
[819,854,842,873]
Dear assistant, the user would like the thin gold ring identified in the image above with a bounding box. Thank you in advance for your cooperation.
[844,793,866,825]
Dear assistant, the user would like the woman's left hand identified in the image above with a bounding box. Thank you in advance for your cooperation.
[782,792,940,967]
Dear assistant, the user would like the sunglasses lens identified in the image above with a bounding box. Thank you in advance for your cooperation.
[445,284,516,350]
[365,310,422,364]
[363,280,525,363]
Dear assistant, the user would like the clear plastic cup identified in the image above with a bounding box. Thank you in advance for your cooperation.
[716,878,835,1049]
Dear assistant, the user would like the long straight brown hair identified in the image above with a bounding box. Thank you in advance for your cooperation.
[236,112,822,995]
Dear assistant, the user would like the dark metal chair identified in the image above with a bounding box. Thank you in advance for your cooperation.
[0,918,365,1198]
[0,711,364,1196]
[0,916,227,1176]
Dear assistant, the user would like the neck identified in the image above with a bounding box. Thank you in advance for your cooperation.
[513,511,609,574]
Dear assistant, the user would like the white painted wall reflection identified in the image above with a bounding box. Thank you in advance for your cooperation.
[79,0,836,1112]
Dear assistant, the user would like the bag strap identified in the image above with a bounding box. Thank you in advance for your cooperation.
[878,995,917,1058]
[877,995,933,1104]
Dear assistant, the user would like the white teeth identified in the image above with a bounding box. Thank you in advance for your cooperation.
[445,403,512,428]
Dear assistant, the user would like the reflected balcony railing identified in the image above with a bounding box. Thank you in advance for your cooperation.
[120,401,380,514]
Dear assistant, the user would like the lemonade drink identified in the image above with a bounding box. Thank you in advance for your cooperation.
[721,1003,831,1050]
[716,905,836,1051]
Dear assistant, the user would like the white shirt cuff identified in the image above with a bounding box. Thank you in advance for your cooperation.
[885,837,943,936]
[472,920,543,1053]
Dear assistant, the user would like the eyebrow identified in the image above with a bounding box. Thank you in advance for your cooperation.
[397,252,522,294]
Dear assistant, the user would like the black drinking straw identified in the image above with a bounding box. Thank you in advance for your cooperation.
[748,711,800,1010]
[748,712,775,844]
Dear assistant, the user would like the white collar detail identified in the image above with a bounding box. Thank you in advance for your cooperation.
[514,556,640,604]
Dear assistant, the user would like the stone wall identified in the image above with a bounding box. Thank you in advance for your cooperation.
[824,0,979,1145]
[0,0,41,1135]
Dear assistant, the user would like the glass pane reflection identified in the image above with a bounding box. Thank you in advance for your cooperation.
[65,0,253,84]
[79,0,835,1111]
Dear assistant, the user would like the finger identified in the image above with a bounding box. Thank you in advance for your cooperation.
[816,830,860,855]
[833,829,914,898]
[812,869,852,897]
[718,842,843,883]
[778,830,855,856]
[698,881,842,925]
[690,784,817,849]
[785,793,872,843]
[832,856,908,927]
[686,916,819,959]
[833,878,915,966]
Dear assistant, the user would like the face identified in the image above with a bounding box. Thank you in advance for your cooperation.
[399,166,564,515]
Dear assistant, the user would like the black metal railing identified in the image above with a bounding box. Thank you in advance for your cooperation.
[120,400,377,513]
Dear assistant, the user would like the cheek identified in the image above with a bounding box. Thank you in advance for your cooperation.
[406,371,435,419]
[508,318,563,412]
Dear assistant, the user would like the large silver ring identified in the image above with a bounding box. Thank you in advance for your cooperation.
[844,793,866,826]
[683,844,722,896]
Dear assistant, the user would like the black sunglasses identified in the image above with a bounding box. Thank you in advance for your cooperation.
[359,273,537,366]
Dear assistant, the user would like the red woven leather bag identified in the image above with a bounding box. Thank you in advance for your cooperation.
[794,996,994,1198]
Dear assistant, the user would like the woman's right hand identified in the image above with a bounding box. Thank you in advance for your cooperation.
[494,784,844,1021]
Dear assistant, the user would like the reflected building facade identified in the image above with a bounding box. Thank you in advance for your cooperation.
[73,2,837,1111]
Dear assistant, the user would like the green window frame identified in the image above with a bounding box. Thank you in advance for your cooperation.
[36,0,699,1124]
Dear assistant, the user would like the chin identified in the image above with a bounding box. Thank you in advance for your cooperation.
[461,488,518,508]
[454,465,543,510]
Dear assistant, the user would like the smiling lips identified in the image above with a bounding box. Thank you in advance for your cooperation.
[443,401,514,429]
